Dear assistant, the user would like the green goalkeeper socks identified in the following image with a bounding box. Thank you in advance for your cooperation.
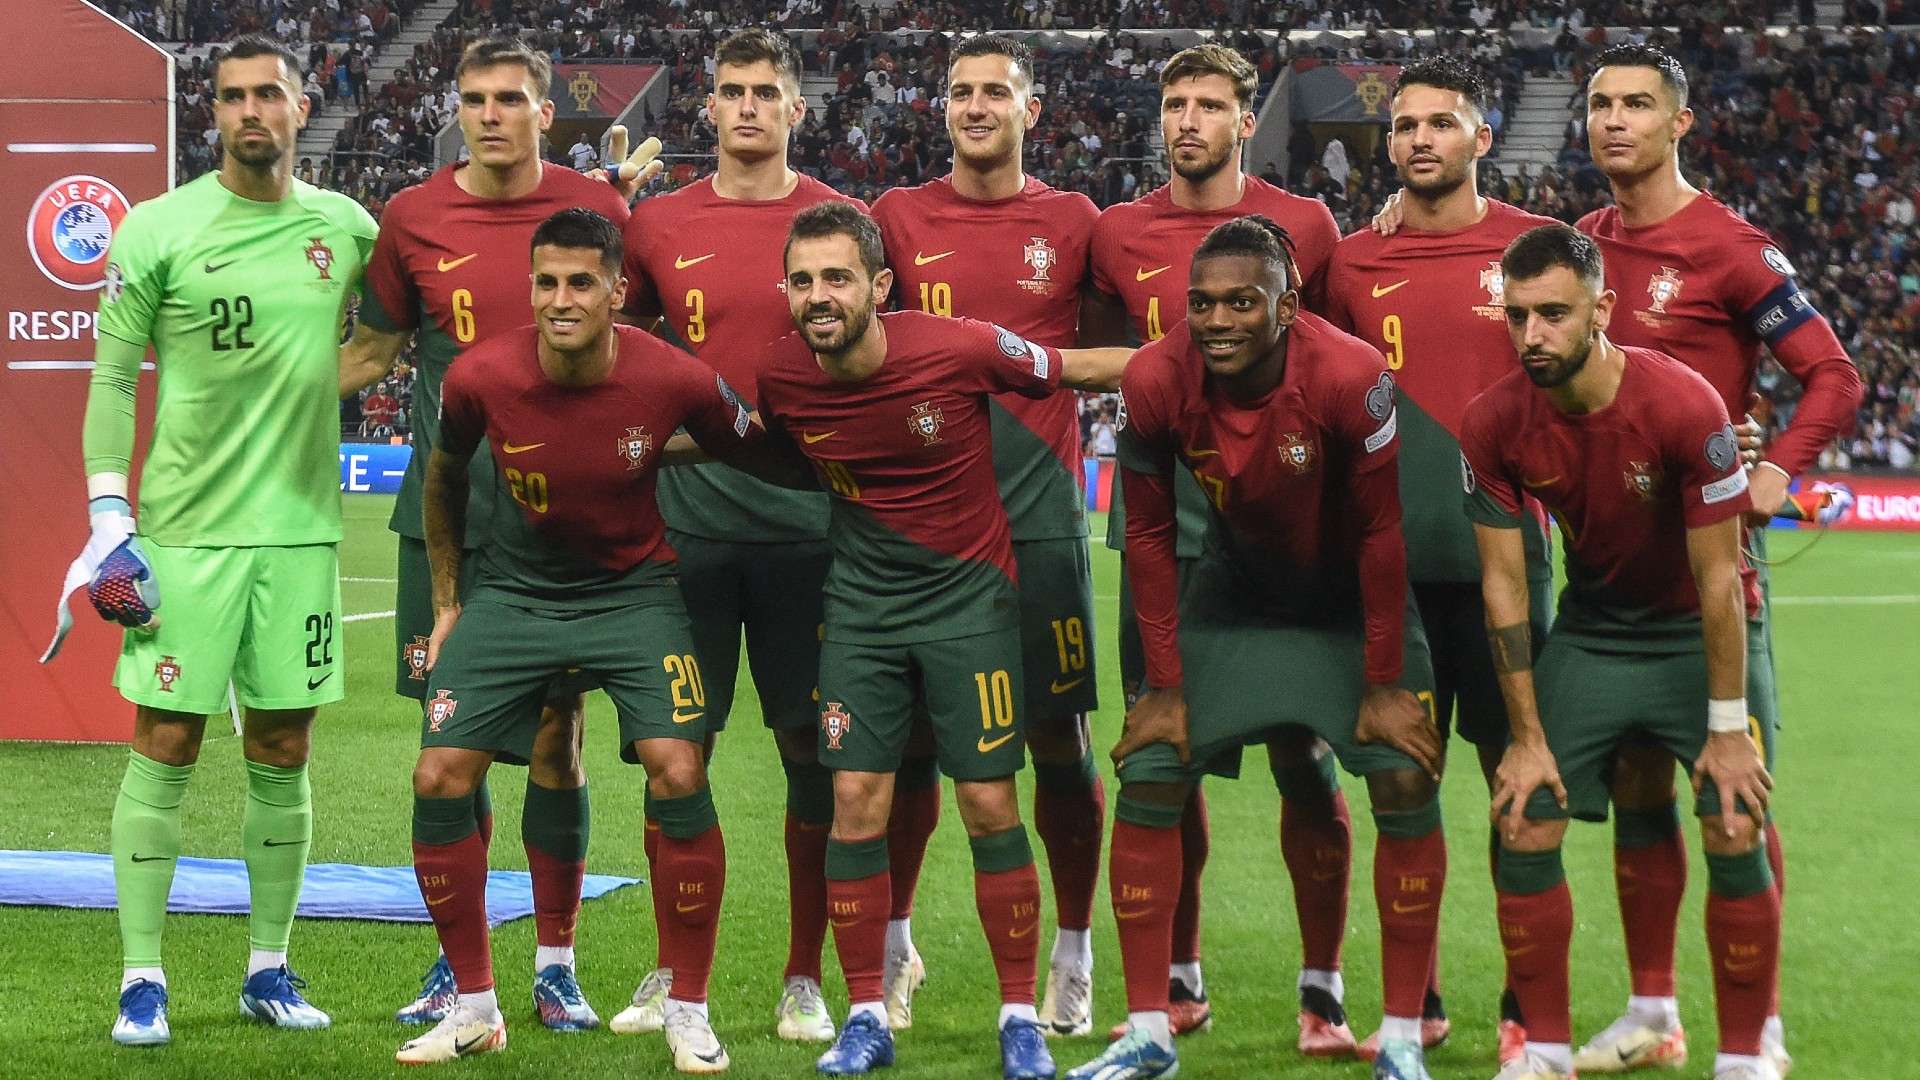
[242,759,313,953]
[112,751,193,968]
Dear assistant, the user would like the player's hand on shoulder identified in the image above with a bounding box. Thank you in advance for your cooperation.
[426,603,462,673]
[1371,191,1405,236]
[1490,736,1566,842]
[593,125,664,202]
[1694,730,1772,837]
[1354,683,1439,780]
[1112,686,1190,764]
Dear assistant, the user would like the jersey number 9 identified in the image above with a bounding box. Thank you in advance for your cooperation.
[1381,313,1405,370]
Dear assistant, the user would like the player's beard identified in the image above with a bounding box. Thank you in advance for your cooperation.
[1170,136,1238,185]
[227,125,288,169]
[801,298,874,357]
[1400,153,1472,199]
[1521,325,1594,388]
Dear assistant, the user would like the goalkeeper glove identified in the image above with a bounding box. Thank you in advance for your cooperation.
[41,495,162,663]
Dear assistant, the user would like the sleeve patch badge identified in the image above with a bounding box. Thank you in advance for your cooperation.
[1365,370,1395,421]
[1761,246,1796,278]
[1704,424,1738,472]
[1702,467,1750,505]
[1460,450,1477,494]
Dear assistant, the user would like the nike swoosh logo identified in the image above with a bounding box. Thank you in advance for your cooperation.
[130,853,172,863]
[1114,908,1151,921]
[204,260,236,274]
[306,671,333,690]
[676,901,708,913]
[262,838,304,847]
[1521,475,1560,489]
[1185,447,1221,458]
[672,709,704,725]
[914,250,956,266]
[1724,957,1765,974]
[675,253,717,269]
[1049,676,1086,694]
[802,431,836,444]
[1009,922,1038,939]
[501,442,545,454]
[1504,944,1537,957]
[1135,265,1171,281]
[437,253,478,272]
[977,733,1016,753]
[1310,869,1343,882]
[1391,900,1433,914]
[425,893,454,907]
[829,917,859,928]
[1372,279,1411,298]
[454,1026,497,1054]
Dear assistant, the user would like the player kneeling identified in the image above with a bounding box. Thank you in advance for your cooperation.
[395,210,781,1071]
[1463,225,1779,1080]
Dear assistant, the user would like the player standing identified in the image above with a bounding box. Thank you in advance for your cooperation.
[1067,216,1445,1080]
[338,35,638,1031]
[757,203,1129,1078]
[1464,223,1780,1080]
[869,33,1106,1038]
[616,29,862,1042]
[1323,57,1557,1060]
[1571,46,1859,1075]
[394,209,763,1070]
[53,34,375,1046]
[1084,43,1351,1045]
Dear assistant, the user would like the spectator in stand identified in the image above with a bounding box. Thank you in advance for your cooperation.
[362,381,403,438]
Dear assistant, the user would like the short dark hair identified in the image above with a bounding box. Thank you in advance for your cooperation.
[1193,214,1299,292]
[1501,223,1604,292]
[950,34,1036,92]
[786,202,886,278]
[1393,56,1493,121]
[715,28,803,93]
[216,34,302,90]
[530,208,623,272]
[1590,43,1689,107]
[457,35,553,101]
[1160,44,1258,108]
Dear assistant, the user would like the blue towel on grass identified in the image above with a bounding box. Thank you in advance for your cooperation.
[0,850,639,927]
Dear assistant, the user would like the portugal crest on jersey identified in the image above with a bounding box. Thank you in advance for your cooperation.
[403,636,430,681]
[908,401,945,446]
[153,655,181,693]
[1278,432,1316,474]
[1018,235,1058,295]
[1474,260,1506,320]
[305,237,335,280]
[618,426,652,470]
[427,689,459,733]
[1623,460,1659,502]
[820,701,852,750]
[1646,266,1683,314]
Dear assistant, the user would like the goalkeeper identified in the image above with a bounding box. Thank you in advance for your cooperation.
[44,34,377,1049]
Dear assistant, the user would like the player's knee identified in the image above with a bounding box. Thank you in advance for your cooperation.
[647,754,706,800]
[241,708,315,768]
[1269,737,1339,811]
[954,776,1021,836]
[133,707,207,766]
[1502,815,1568,854]
[1364,766,1437,813]
[1700,814,1766,858]
[1025,718,1088,764]
[412,750,484,799]
[1114,780,1191,829]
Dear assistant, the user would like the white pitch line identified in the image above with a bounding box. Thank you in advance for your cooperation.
[341,576,397,583]
[343,610,395,623]
[1771,594,1920,606]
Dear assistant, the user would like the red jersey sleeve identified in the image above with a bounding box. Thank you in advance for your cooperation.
[619,200,664,318]
[1460,391,1524,526]
[1325,361,1407,685]
[360,203,418,333]
[1664,371,1753,528]
[950,317,1063,399]
[1114,356,1184,688]
[1718,240,1861,476]
[1291,198,1341,314]
[1088,208,1123,298]
[438,355,486,459]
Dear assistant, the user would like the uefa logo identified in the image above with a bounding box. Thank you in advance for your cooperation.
[27,174,130,291]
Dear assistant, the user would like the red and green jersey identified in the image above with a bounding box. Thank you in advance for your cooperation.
[755,311,1063,645]
[1090,176,1340,556]
[1324,199,1555,583]
[871,175,1097,541]
[1461,345,1760,651]
[1116,313,1408,688]
[623,174,865,543]
[1577,194,1859,476]
[360,161,630,543]
[439,324,756,608]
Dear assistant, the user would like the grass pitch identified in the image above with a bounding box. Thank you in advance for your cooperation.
[0,495,1913,1077]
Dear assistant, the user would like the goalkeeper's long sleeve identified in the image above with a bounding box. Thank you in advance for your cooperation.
[82,334,147,478]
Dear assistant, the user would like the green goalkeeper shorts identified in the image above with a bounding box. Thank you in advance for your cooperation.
[115,542,343,715]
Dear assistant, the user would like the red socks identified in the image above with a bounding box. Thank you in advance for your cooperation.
[1172,790,1208,964]
[1376,827,1446,1019]
[975,862,1043,1005]
[1497,882,1574,1043]
[414,829,495,993]
[784,814,831,982]
[1707,887,1779,1056]
[655,824,726,1002]
[1110,819,1182,1014]
[1032,772,1105,933]
[828,868,891,1004]
[886,775,941,922]
[1616,828,1687,997]
[1282,789,1352,973]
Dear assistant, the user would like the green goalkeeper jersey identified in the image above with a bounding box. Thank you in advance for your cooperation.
[86,173,377,547]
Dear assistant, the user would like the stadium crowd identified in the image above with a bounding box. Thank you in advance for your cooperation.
[112,0,1919,467]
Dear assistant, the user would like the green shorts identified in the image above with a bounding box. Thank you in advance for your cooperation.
[115,543,343,715]
[396,536,598,702]
[668,531,828,733]
[1015,537,1099,727]
[1117,557,1436,788]
[817,626,1026,781]
[422,592,708,766]
[1413,577,1552,748]
[1527,620,1778,822]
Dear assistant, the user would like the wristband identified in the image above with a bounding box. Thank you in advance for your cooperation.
[1707,697,1748,733]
